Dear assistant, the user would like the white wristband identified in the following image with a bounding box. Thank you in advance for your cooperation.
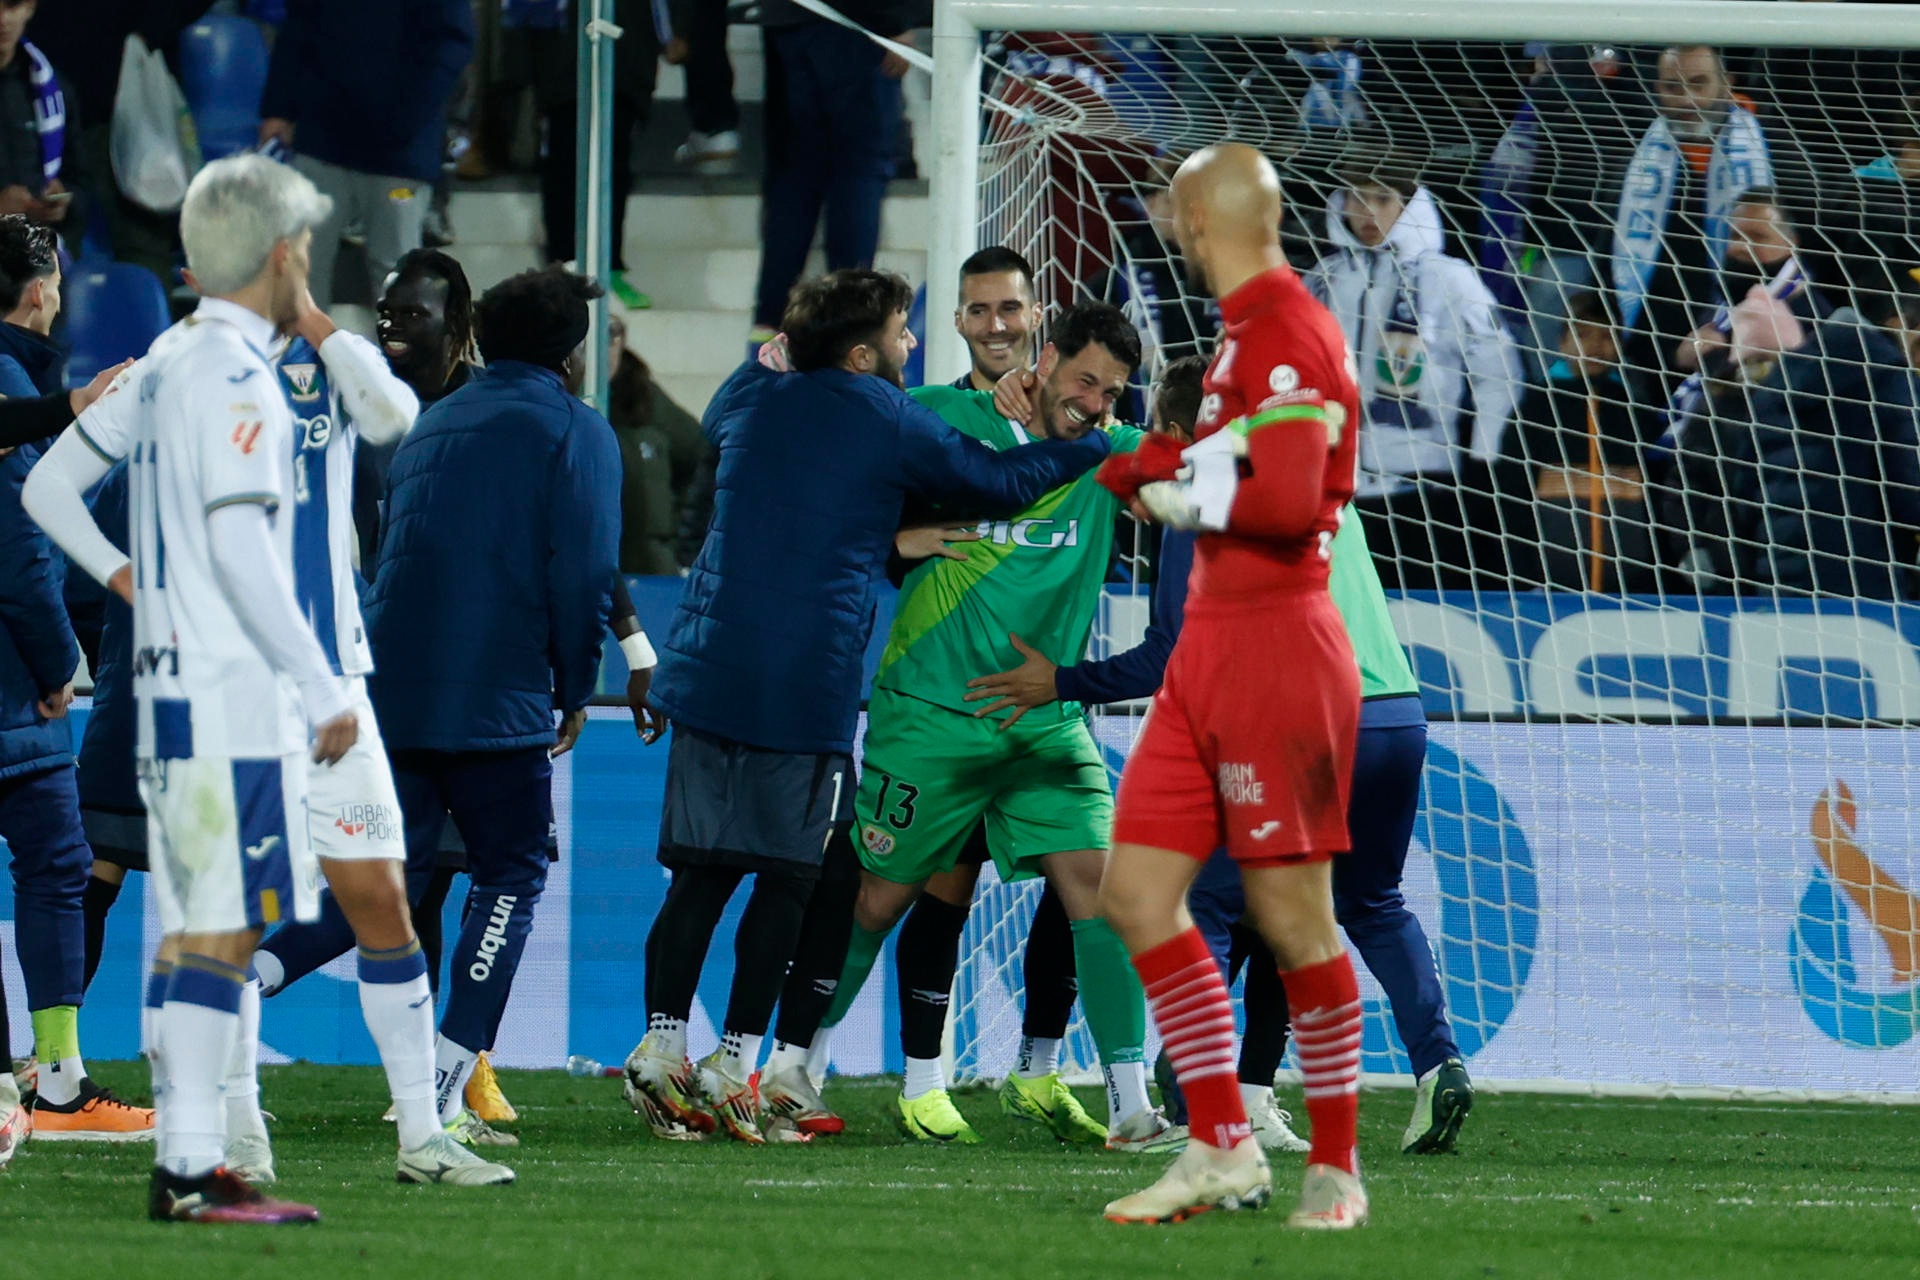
[619,630,657,671]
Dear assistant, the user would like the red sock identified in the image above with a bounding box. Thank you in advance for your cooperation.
[1133,928,1247,1151]
[1283,953,1362,1175]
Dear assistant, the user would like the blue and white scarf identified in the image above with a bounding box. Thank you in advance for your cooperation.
[1289,46,1364,133]
[23,41,63,184]
[1611,105,1770,331]
[1476,98,1539,315]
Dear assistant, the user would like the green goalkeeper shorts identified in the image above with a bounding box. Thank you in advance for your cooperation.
[855,687,1113,886]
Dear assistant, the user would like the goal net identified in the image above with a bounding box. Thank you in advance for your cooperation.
[933,0,1920,1099]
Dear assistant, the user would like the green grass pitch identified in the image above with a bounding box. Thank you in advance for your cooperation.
[3,1062,1915,1280]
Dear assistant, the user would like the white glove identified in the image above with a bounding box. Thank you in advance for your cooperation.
[1136,478,1201,528]
[1182,429,1244,532]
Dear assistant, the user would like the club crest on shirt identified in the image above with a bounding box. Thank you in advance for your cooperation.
[282,362,322,402]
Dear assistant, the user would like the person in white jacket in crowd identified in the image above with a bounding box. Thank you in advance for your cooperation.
[1308,153,1522,589]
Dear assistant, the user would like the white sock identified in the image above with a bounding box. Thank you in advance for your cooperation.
[0,1071,17,1112]
[764,1040,808,1076]
[36,1055,86,1107]
[250,950,286,997]
[361,972,440,1149]
[646,1013,687,1062]
[223,979,268,1142]
[1016,1036,1061,1079]
[903,1056,946,1101]
[806,1025,836,1085]
[717,1029,762,1078]
[1240,1081,1275,1112]
[433,1036,479,1125]
[1104,1060,1152,1126]
[161,1001,240,1178]
[142,999,168,1162]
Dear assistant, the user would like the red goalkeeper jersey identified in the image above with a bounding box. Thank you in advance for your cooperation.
[1188,263,1361,606]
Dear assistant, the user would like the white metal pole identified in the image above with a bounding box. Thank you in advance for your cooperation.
[926,0,984,384]
[949,0,1920,45]
[577,0,618,413]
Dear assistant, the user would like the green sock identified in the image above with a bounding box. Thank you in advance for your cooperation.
[1069,918,1147,1066]
[30,1005,79,1065]
[30,1005,84,1106]
[821,924,891,1029]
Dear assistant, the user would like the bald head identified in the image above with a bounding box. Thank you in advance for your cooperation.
[1169,143,1285,296]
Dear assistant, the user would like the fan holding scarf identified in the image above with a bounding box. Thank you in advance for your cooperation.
[1610,45,1775,387]
[0,1,85,247]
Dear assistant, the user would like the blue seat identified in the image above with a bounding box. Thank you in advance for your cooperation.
[64,263,171,390]
[178,15,271,162]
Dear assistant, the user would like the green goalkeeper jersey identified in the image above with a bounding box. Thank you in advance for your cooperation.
[876,385,1143,722]
[1330,502,1420,700]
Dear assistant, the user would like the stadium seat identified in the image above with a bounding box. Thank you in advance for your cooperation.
[177,15,272,162]
[63,262,171,390]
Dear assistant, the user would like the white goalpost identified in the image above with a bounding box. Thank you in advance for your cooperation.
[925,0,1920,1101]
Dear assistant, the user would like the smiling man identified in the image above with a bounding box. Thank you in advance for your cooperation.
[356,249,477,568]
[952,246,1041,393]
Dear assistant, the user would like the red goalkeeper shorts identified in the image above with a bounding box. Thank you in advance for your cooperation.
[1112,592,1360,865]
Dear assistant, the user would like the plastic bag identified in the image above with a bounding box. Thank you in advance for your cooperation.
[110,34,201,214]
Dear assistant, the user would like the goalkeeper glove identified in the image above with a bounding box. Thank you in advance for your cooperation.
[1095,432,1187,501]
[1100,430,1246,531]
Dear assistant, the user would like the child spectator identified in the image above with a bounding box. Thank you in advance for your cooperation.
[1507,290,1662,591]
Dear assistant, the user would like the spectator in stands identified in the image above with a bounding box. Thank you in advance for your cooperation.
[27,2,212,277]
[1612,45,1777,389]
[608,305,708,575]
[1479,43,1650,373]
[520,0,655,311]
[259,0,473,308]
[1667,284,1920,598]
[0,3,86,257]
[667,0,741,175]
[1094,170,1220,373]
[0,214,59,396]
[1309,149,1520,589]
[1826,96,1920,308]
[1672,188,1830,380]
[1860,286,1920,371]
[749,0,923,342]
[1506,290,1661,591]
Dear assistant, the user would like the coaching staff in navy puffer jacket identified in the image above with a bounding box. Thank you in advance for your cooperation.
[364,266,619,1125]
[627,269,1112,1135]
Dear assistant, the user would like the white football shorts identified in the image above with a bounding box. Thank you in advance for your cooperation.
[143,750,319,935]
[307,680,406,862]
